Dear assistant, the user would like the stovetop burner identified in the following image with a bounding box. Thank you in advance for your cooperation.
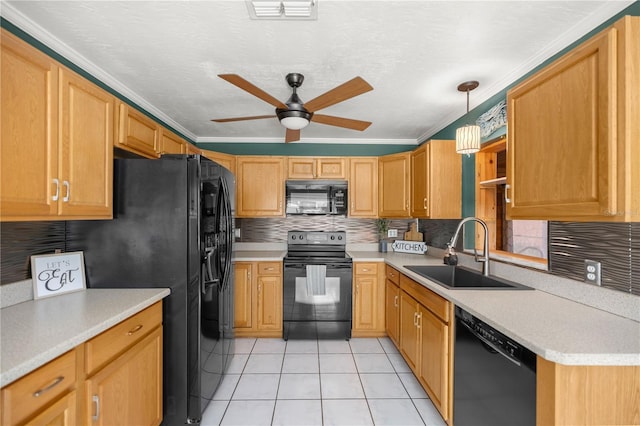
[285,230,350,262]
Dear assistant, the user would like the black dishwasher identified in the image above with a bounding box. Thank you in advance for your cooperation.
[454,306,536,426]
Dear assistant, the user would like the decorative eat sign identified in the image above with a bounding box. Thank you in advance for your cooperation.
[31,251,86,299]
[392,240,428,255]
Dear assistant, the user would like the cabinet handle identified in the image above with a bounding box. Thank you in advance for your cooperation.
[505,184,511,203]
[362,268,370,272]
[265,267,274,271]
[32,376,64,397]
[127,324,143,335]
[417,312,422,329]
[394,295,398,308]
[355,283,359,295]
[62,180,70,202]
[423,198,427,209]
[258,283,261,293]
[413,312,418,326]
[52,178,60,201]
[92,395,100,421]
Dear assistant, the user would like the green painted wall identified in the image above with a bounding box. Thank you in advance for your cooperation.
[198,142,416,156]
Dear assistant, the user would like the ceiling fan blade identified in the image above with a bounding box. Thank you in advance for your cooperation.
[304,77,373,112]
[311,114,372,131]
[285,129,301,143]
[211,115,275,123]
[218,74,287,109]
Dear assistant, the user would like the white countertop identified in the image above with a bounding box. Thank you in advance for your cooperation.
[233,250,287,262]
[361,252,640,366]
[0,288,170,387]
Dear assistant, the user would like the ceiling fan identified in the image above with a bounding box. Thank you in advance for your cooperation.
[211,73,373,142]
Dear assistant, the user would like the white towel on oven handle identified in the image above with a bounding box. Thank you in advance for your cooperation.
[306,264,326,295]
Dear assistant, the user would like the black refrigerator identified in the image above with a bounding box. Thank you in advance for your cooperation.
[66,154,235,425]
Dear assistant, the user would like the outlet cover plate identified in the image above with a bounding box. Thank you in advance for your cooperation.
[584,259,601,286]
[388,229,398,238]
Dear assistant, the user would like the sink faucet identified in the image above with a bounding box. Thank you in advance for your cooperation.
[444,217,490,276]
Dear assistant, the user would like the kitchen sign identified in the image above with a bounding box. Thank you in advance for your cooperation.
[31,251,86,299]
[392,240,428,255]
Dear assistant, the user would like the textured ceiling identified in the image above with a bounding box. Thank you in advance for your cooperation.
[1,1,634,144]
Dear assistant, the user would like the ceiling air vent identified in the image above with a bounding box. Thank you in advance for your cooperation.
[247,0,317,20]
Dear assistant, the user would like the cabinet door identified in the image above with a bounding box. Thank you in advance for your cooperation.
[385,280,400,346]
[353,265,379,332]
[411,144,428,217]
[234,263,253,329]
[316,158,347,179]
[1,30,59,219]
[399,293,419,373]
[58,68,113,218]
[428,140,461,218]
[418,307,449,420]
[86,327,162,426]
[507,28,617,221]
[236,157,285,217]
[348,157,378,218]
[379,152,411,218]
[287,158,315,179]
[256,275,282,331]
[160,130,185,154]
[201,150,236,174]
[26,390,77,426]
[116,103,160,158]
[185,143,200,155]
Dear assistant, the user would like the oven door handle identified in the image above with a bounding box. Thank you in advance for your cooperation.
[458,320,521,367]
[284,263,352,269]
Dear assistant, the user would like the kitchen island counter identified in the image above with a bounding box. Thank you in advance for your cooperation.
[0,288,170,387]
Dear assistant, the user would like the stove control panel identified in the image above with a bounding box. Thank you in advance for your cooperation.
[288,231,346,245]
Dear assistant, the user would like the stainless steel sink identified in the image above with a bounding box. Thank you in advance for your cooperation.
[403,265,533,290]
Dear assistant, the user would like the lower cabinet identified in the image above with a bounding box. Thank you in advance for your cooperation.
[385,266,401,347]
[234,261,283,337]
[398,274,453,424]
[352,262,386,337]
[0,302,163,426]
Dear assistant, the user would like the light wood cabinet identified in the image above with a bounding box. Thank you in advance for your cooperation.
[398,274,453,423]
[348,157,378,218]
[506,16,640,222]
[287,157,348,179]
[115,102,160,159]
[236,156,286,217]
[1,302,163,426]
[1,30,114,221]
[201,150,236,174]
[159,129,185,154]
[234,261,283,337]
[352,262,385,337]
[378,152,411,218]
[84,301,162,426]
[384,265,400,346]
[185,143,201,155]
[411,140,461,219]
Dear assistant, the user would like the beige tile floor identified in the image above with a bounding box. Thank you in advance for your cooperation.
[200,337,447,425]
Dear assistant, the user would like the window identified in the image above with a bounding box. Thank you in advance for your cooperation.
[475,137,548,268]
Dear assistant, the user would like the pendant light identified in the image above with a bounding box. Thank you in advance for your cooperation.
[455,81,481,154]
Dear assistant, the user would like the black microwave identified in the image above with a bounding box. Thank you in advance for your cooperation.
[285,180,348,216]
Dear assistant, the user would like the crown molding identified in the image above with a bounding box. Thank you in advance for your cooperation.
[195,136,418,145]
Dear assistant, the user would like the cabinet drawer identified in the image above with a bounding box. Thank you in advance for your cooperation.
[85,302,162,375]
[355,262,379,275]
[257,262,282,275]
[386,265,400,285]
[1,349,77,426]
[400,275,449,323]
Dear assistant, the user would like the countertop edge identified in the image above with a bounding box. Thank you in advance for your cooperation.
[1,288,170,387]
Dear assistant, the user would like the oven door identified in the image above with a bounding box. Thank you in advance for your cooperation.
[283,259,352,339]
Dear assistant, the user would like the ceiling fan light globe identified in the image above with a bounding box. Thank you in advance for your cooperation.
[280,116,310,130]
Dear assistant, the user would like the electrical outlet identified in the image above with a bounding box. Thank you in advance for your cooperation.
[388,229,398,238]
[584,259,601,286]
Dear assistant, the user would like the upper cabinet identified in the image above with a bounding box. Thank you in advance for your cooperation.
[411,140,461,219]
[287,157,348,180]
[378,152,411,218]
[115,102,160,159]
[1,30,114,221]
[201,150,236,175]
[159,129,185,154]
[348,157,378,218]
[507,16,639,222]
[236,156,285,217]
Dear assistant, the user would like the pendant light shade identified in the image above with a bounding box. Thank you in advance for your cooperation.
[455,81,480,155]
